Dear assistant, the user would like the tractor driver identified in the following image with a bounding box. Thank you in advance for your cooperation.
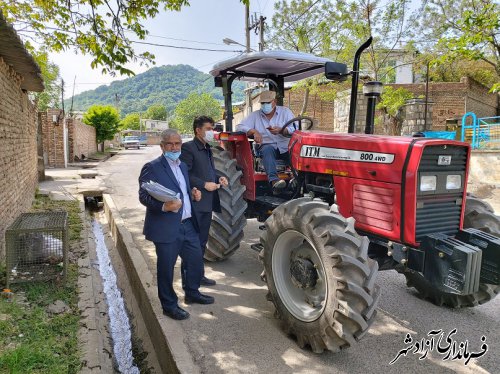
[237,90,296,192]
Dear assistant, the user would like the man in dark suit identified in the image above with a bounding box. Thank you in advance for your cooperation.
[139,129,214,320]
[180,116,228,286]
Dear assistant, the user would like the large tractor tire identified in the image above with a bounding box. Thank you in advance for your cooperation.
[205,148,247,261]
[261,198,380,353]
[403,196,500,307]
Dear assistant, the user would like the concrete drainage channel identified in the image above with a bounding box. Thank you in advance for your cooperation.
[83,193,161,373]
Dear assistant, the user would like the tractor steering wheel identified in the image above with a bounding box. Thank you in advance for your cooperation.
[279,116,315,137]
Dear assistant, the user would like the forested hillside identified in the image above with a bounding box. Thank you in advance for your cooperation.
[66,64,244,116]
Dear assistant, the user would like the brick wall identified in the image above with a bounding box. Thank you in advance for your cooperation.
[390,77,498,131]
[68,118,97,161]
[284,87,335,132]
[41,109,65,167]
[0,57,38,260]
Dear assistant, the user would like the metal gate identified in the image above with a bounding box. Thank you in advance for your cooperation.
[461,112,500,149]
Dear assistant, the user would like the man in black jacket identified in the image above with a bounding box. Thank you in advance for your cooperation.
[180,116,228,286]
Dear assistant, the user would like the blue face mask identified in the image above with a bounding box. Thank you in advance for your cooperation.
[261,103,273,115]
[164,151,181,161]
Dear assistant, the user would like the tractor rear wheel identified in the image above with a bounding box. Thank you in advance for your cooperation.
[205,148,247,261]
[261,198,380,353]
[403,196,500,307]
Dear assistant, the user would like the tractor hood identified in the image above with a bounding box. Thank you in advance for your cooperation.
[290,131,470,185]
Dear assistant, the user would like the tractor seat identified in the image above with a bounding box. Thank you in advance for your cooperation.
[252,142,288,173]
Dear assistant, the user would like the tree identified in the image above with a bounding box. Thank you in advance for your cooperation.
[29,47,61,110]
[268,0,339,114]
[1,0,248,76]
[145,104,167,120]
[120,112,141,130]
[267,0,418,114]
[83,105,120,149]
[417,0,500,91]
[173,93,221,133]
[376,86,414,135]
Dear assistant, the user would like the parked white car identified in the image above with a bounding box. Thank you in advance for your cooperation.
[122,136,141,149]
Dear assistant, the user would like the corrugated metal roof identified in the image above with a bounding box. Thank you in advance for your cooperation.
[0,12,44,92]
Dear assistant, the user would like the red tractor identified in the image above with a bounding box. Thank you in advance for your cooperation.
[206,39,500,353]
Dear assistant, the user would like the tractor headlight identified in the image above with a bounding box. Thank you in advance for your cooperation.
[446,174,461,189]
[420,175,437,191]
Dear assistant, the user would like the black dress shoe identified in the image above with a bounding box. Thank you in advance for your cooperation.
[163,306,190,320]
[201,276,216,286]
[185,293,215,305]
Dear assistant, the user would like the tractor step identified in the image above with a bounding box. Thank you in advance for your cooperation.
[255,195,288,209]
[251,243,264,253]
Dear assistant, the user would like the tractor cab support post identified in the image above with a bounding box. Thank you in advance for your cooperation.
[348,37,373,134]
[221,72,238,132]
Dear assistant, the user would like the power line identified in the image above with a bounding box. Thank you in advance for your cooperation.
[131,40,243,52]
[125,30,229,46]
[19,27,244,53]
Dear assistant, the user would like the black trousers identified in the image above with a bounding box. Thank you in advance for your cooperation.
[182,211,212,285]
[155,219,203,311]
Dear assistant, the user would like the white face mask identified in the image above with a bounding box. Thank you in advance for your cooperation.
[204,130,215,142]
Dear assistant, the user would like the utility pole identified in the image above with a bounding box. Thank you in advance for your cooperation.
[70,75,76,115]
[245,4,251,53]
[259,15,266,51]
[61,78,65,114]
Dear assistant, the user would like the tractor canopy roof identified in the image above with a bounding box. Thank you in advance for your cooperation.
[210,50,333,82]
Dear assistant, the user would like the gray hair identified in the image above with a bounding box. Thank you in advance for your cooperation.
[160,129,180,142]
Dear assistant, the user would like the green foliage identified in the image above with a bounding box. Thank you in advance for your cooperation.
[120,112,141,130]
[64,64,244,116]
[173,92,222,133]
[145,103,167,120]
[418,0,499,90]
[28,47,61,110]
[377,86,414,135]
[377,86,413,117]
[1,1,248,75]
[83,105,120,143]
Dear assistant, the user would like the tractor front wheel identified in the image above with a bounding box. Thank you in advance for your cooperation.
[261,198,380,353]
[403,196,500,307]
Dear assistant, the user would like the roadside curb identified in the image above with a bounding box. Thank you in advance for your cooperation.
[103,194,200,374]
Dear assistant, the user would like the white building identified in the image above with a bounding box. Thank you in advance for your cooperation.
[143,119,169,131]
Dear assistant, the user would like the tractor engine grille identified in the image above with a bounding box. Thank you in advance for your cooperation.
[415,145,468,242]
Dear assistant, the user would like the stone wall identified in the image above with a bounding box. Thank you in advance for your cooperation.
[400,99,434,135]
[0,57,39,260]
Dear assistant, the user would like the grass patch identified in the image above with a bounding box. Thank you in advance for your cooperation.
[0,195,83,374]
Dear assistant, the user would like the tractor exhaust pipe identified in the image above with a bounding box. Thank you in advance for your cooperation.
[348,37,373,134]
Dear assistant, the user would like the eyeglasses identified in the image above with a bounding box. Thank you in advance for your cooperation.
[162,141,182,147]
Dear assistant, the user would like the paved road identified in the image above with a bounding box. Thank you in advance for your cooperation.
[98,146,499,374]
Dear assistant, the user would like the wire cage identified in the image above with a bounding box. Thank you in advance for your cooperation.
[5,212,68,287]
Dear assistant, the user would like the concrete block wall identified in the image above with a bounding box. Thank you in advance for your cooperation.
[0,57,38,260]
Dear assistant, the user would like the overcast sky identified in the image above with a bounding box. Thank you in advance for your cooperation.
[52,0,278,96]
